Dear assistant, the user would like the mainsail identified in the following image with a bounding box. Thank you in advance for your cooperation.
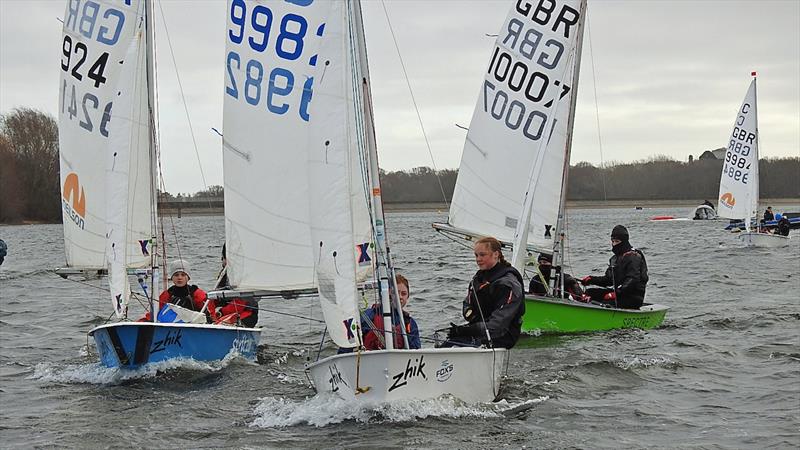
[221,0,371,293]
[444,0,585,254]
[717,76,759,228]
[58,0,154,271]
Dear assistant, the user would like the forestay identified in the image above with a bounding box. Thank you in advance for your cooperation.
[59,0,154,271]
[222,0,371,292]
[717,77,759,226]
[447,0,585,254]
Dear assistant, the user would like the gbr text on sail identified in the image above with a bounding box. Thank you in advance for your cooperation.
[482,0,581,142]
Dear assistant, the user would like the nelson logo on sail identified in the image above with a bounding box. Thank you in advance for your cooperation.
[719,192,736,209]
[62,172,87,229]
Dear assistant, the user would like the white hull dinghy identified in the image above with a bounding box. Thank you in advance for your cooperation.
[306,348,508,403]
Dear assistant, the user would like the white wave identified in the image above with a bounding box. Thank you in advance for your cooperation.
[617,355,676,370]
[27,356,237,385]
[250,394,548,428]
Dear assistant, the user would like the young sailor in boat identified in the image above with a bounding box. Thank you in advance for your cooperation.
[580,225,648,309]
[441,237,525,349]
[360,274,421,350]
[528,253,584,300]
[140,259,218,323]
[763,206,775,222]
[213,244,258,327]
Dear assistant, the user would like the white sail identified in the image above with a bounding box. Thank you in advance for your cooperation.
[447,0,585,253]
[106,11,153,317]
[718,77,759,225]
[221,0,371,292]
[305,0,365,348]
[59,0,153,271]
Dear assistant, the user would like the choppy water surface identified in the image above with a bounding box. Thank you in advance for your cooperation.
[1,207,798,448]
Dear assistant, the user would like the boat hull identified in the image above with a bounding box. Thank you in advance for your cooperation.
[306,348,508,403]
[737,231,790,248]
[522,296,669,333]
[89,322,261,368]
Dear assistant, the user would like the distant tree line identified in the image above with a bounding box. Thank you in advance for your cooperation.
[164,158,797,203]
[1,106,798,224]
[1,108,60,223]
[567,155,799,201]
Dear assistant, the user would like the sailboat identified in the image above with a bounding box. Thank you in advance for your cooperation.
[58,0,260,368]
[433,0,668,334]
[220,0,507,403]
[717,73,790,248]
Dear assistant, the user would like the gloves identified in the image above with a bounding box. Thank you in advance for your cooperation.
[580,276,592,286]
[448,322,476,338]
[603,291,616,301]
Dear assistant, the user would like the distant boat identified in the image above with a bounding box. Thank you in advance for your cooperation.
[716,73,790,248]
[650,204,718,222]
[434,0,668,334]
[57,0,259,368]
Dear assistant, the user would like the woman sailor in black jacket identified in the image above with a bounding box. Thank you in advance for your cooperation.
[442,237,525,349]
[581,225,648,309]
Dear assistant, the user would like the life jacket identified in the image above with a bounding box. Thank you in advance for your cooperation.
[468,264,523,323]
[363,305,412,350]
[622,248,649,285]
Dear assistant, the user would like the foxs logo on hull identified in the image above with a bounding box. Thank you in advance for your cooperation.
[62,172,86,229]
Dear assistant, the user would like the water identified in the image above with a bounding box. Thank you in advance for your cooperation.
[1,208,798,448]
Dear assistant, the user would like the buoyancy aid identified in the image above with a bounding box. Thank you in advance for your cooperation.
[362,305,415,350]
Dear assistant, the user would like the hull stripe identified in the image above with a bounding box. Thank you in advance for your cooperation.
[106,327,130,366]
[133,325,155,366]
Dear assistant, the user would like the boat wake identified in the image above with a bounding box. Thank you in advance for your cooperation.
[250,394,548,428]
[27,352,250,385]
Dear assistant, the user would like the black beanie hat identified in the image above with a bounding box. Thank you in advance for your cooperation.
[611,225,629,241]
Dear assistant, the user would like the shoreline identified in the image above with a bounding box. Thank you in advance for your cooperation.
[3,198,798,223]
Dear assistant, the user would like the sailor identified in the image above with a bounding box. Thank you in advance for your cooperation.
[140,259,218,323]
[214,244,258,327]
[580,225,648,309]
[528,253,583,300]
[763,206,774,222]
[442,237,525,349]
[528,253,552,295]
[361,274,421,350]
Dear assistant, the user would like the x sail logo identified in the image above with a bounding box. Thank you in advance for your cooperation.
[720,192,736,209]
[62,172,86,229]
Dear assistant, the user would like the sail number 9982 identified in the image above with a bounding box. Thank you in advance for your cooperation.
[225,0,318,122]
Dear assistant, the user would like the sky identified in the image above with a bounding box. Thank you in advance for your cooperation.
[1,0,799,195]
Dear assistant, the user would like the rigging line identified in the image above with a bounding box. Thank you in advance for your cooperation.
[378,0,450,206]
[586,17,608,203]
[258,306,325,323]
[156,1,214,212]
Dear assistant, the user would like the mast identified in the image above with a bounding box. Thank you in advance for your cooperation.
[351,0,403,349]
[748,72,759,233]
[552,0,587,283]
[145,0,160,315]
